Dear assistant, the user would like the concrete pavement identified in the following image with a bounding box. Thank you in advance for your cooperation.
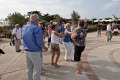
[0,31,120,80]
[87,33,120,80]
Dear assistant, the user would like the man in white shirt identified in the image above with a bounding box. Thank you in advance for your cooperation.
[12,24,22,52]
[107,22,113,42]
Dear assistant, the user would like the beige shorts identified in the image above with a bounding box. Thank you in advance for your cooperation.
[51,43,60,52]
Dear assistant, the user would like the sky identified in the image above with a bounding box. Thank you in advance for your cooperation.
[0,0,120,19]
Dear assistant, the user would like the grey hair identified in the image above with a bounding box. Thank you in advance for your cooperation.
[29,14,40,22]
[15,24,20,27]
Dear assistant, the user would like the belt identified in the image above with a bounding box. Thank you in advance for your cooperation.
[25,49,33,52]
[25,49,42,52]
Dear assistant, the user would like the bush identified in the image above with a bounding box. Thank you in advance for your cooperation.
[87,24,108,32]
[87,25,97,32]
[102,24,107,30]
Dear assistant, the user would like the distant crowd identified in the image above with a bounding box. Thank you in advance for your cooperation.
[96,21,119,41]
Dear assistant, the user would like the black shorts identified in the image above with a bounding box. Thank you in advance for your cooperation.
[48,37,51,42]
[74,46,85,61]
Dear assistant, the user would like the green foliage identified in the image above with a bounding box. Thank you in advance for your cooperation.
[105,18,112,20]
[27,11,42,19]
[102,24,107,30]
[87,25,97,32]
[42,13,52,22]
[0,26,12,38]
[52,14,61,21]
[92,18,97,22]
[0,27,4,34]
[92,18,97,21]
[71,11,80,22]
[27,11,64,26]
[87,24,107,32]
[7,12,26,28]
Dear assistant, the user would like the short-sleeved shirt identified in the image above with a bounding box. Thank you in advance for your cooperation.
[73,27,86,47]
[12,28,22,39]
[59,25,65,33]
[107,24,112,31]
[63,29,71,42]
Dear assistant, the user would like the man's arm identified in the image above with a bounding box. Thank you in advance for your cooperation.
[43,45,48,52]
[11,28,17,39]
[34,27,44,49]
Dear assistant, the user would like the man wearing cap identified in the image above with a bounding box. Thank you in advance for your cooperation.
[22,14,48,80]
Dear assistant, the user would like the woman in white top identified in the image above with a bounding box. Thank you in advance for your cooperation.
[51,25,64,68]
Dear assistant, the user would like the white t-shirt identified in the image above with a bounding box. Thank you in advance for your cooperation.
[107,24,112,31]
[51,31,60,44]
[12,28,22,39]
[64,29,68,34]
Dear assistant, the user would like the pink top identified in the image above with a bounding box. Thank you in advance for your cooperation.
[47,27,52,34]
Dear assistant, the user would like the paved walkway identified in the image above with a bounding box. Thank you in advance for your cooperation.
[0,31,120,80]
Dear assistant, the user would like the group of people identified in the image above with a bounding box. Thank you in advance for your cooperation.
[96,21,119,42]
[10,14,87,80]
[4,13,120,80]
[47,20,87,71]
[106,22,119,41]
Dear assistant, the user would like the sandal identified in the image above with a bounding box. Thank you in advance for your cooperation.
[54,64,60,68]
[74,70,80,74]
[51,63,54,65]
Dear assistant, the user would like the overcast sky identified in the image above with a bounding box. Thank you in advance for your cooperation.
[0,0,120,19]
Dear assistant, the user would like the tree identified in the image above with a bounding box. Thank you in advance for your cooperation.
[7,12,26,28]
[27,10,42,17]
[71,11,80,31]
[53,14,62,23]
[71,11,80,22]
[42,13,54,22]
[42,13,63,25]
[27,11,65,26]
[0,27,4,34]
[92,18,97,21]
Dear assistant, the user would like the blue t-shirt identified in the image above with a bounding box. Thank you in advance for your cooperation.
[63,29,71,42]
[59,25,65,33]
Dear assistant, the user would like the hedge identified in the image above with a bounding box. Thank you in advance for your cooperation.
[87,25,97,32]
[87,24,109,32]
